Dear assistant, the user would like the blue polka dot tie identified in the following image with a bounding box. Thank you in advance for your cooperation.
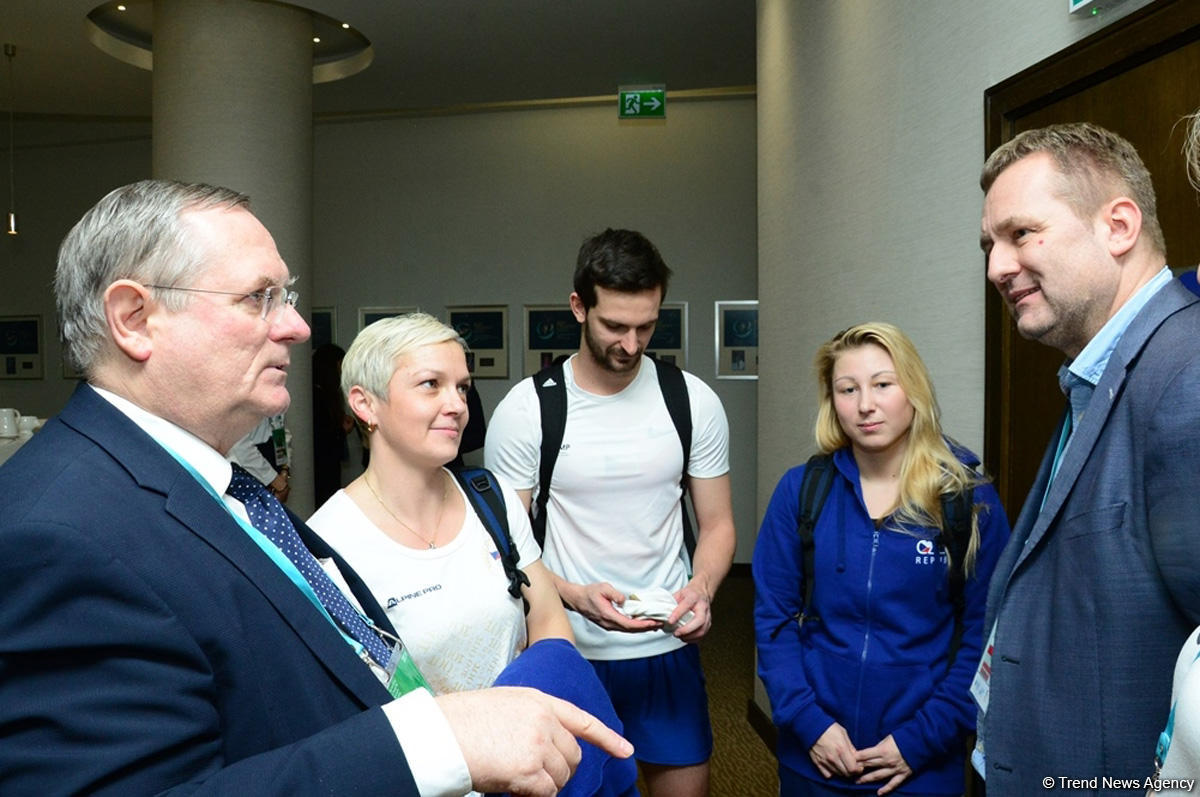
[226,463,392,668]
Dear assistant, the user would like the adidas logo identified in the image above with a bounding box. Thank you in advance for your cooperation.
[543,378,558,387]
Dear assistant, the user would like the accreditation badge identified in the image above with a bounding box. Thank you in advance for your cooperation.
[971,622,996,714]
[362,624,434,699]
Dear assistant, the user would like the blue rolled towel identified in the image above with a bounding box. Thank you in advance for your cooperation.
[489,637,639,797]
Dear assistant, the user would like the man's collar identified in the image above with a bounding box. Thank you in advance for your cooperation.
[1067,266,1172,387]
[90,386,234,495]
[564,353,648,398]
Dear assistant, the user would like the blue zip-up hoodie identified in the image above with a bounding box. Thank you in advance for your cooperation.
[753,445,1009,794]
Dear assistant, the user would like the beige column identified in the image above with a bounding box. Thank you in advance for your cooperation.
[153,0,316,514]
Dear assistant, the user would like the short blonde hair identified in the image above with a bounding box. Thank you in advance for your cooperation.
[341,313,467,400]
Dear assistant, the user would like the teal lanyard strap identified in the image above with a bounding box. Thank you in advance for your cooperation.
[1041,409,1072,512]
[163,447,369,660]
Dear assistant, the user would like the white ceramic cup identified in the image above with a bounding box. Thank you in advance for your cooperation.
[17,415,38,435]
[0,408,18,438]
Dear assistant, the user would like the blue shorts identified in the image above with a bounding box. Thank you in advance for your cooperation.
[589,644,713,766]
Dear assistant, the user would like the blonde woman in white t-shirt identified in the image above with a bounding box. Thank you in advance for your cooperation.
[308,313,572,695]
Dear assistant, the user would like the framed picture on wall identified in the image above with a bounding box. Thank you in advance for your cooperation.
[447,304,509,379]
[358,306,417,331]
[715,300,758,380]
[0,315,44,380]
[646,302,687,368]
[523,304,580,376]
[310,306,337,349]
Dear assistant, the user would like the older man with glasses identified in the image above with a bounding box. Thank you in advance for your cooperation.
[0,179,630,796]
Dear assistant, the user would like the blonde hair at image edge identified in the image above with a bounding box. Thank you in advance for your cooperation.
[1184,110,1200,190]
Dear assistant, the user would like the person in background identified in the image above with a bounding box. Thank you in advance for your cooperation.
[447,382,486,469]
[228,413,290,502]
[754,322,1008,796]
[0,179,631,795]
[308,313,572,695]
[312,342,350,505]
[486,228,736,797]
[976,122,1200,793]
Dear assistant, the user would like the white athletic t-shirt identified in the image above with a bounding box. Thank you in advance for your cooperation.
[484,355,730,660]
[308,470,539,695]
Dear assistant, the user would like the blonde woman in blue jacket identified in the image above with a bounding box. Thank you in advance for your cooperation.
[753,323,1009,796]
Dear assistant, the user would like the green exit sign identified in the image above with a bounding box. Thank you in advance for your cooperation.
[619,85,666,119]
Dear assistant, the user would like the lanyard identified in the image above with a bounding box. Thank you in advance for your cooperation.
[1041,409,1072,511]
[162,446,370,661]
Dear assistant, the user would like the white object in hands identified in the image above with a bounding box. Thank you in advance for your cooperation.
[619,586,695,629]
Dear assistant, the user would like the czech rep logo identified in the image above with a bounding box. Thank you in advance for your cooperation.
[916,539,935,556]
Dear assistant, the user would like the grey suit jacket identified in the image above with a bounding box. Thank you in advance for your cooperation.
[982,279,1200,794]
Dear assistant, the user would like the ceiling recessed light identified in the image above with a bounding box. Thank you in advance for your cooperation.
[88,1,375,83]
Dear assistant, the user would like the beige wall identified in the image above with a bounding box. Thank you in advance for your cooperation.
[0,122,152,418]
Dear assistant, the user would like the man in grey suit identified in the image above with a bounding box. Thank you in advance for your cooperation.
[976,123,1200,793]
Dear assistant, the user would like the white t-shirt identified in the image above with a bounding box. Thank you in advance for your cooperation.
[308,469,540,695]
[484,355,730,660]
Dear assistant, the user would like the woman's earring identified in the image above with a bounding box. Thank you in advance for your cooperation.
[367,422,377,434]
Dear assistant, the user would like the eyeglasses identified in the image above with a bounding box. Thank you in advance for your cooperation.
[145,284,299,320]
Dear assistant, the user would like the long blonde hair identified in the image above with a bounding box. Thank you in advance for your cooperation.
[814,322,983,573]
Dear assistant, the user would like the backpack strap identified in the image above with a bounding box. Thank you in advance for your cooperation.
[453,467,531,609]
[531,355,695,559]
[769,453,836,640]
[650,357,695,559]
[531,356,570,548]
[795,453,836,625]
[937,484,975,670]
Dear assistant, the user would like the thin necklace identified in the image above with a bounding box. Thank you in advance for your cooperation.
[364,471,448,549]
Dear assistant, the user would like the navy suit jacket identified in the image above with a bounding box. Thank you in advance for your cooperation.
[982,280,1200,794]
[0,384,419,795]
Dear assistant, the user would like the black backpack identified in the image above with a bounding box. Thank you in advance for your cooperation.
[789,452,974,666]
[530,355,696,557]
[452,467,530,611]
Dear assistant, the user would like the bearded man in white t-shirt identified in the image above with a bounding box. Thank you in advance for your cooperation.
[486,228,736,797]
